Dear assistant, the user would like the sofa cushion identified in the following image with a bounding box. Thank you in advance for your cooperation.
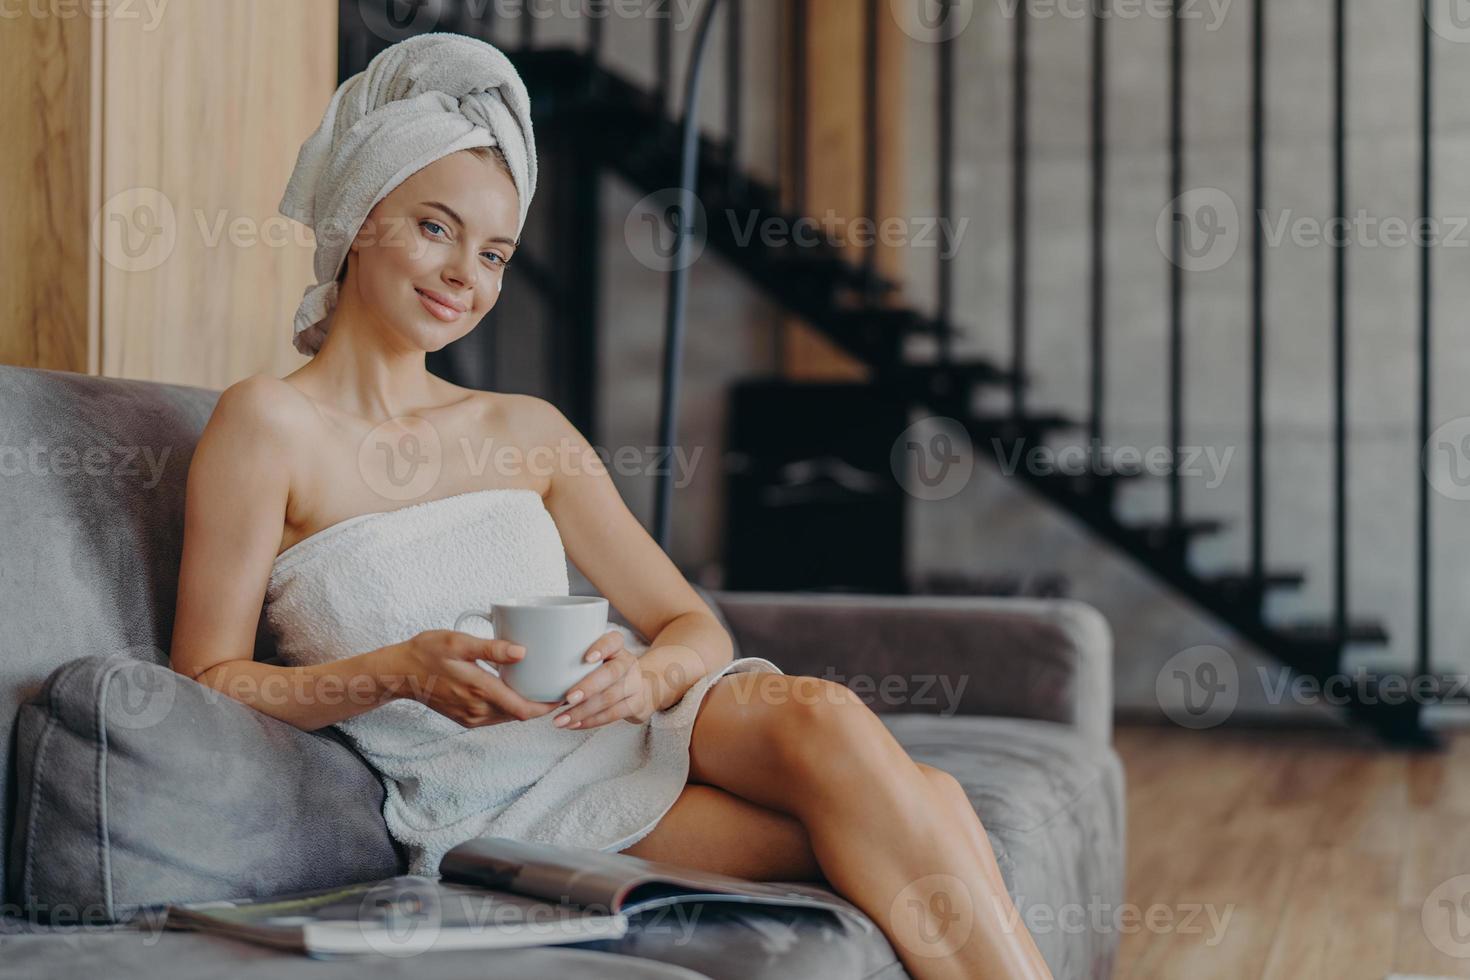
[0,366,227,900]
[8,654,403,922]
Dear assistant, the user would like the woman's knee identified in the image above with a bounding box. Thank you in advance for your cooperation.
[918,763,976,821]
[766,676,898,777]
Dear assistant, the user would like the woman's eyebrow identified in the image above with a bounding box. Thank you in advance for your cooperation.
[420,201,518,246]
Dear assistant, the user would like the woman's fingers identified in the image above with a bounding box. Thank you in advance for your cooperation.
[560,651,632,709]
[556,656,640,728]
[582,629,626,664]
[564,690,640,731]
[481,638,527,664]
[447,663,555,721]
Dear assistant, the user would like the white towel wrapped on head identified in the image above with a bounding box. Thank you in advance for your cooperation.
[278,32,538,357]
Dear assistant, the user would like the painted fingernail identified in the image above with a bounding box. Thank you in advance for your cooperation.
[555,715,570,727]
[567,690,585,704]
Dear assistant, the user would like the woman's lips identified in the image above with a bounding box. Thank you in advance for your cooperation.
[416,288,465,322]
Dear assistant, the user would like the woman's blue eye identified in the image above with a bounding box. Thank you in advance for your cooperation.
[422,220,505,267]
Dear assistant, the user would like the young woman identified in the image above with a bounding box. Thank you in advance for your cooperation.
[168,33,1051,980]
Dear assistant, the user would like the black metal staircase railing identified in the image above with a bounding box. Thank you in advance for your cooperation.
[340,1,1444,745]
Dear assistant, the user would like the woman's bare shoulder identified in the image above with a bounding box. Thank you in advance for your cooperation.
[203,373,317,457]
[212,371,310,419]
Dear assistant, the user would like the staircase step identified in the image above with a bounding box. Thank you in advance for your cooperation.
[1122,518,1229,558]
[1197,570,1308,612]
[1201,570,1307,594]
[962,413,1079,444]
[1273,620,1390,647]
[826,309,950,337]
[1025,469,1148,508]
[813,311,954,364]
[873,360,1015,401]
[1259,620,1391,681]
[764,253,899,295]
[1188,569,1309,619]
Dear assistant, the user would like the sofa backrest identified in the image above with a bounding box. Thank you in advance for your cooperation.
[0,365,224,895]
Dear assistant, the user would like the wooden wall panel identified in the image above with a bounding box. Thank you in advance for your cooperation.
[782,0,908,381]
[0,0,334,387]
[100,0,334,386]
[0,8,97,374]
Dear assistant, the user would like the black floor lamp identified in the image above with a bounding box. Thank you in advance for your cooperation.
[652,0,725,552]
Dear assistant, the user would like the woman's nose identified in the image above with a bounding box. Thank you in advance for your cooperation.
[441,258,471,289]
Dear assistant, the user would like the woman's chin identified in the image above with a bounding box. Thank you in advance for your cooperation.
[402,316,467,352]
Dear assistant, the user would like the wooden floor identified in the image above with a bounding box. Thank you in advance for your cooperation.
[1112,723,1470,979]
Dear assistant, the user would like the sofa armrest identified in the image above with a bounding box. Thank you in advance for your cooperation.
[707,591,1114,744]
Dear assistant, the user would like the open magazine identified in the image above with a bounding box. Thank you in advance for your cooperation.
[163,835,871,957]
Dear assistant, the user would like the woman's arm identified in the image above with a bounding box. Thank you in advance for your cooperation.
[528,396,735,714]
[169,375,408,731]
[170,376,546,733]
[634,612,736,713]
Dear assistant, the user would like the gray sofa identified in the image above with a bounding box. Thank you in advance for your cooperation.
[0,364,1126,979]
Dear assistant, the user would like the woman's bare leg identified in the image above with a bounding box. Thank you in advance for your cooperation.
[664,671,1052,980]
[625,766,987,889]
[620,782,823,882]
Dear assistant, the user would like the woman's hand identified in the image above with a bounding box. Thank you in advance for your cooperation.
[382,629,561,728]
[552,630,658,731]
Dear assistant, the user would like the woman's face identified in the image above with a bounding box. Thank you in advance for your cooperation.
[344,149,520,352]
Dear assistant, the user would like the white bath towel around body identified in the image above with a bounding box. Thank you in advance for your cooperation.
[264,488,783,876]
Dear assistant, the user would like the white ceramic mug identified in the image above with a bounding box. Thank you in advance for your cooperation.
[453,595,609,703]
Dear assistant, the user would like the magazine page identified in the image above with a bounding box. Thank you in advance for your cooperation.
[441,837,873,932]
[166,875,628,957]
